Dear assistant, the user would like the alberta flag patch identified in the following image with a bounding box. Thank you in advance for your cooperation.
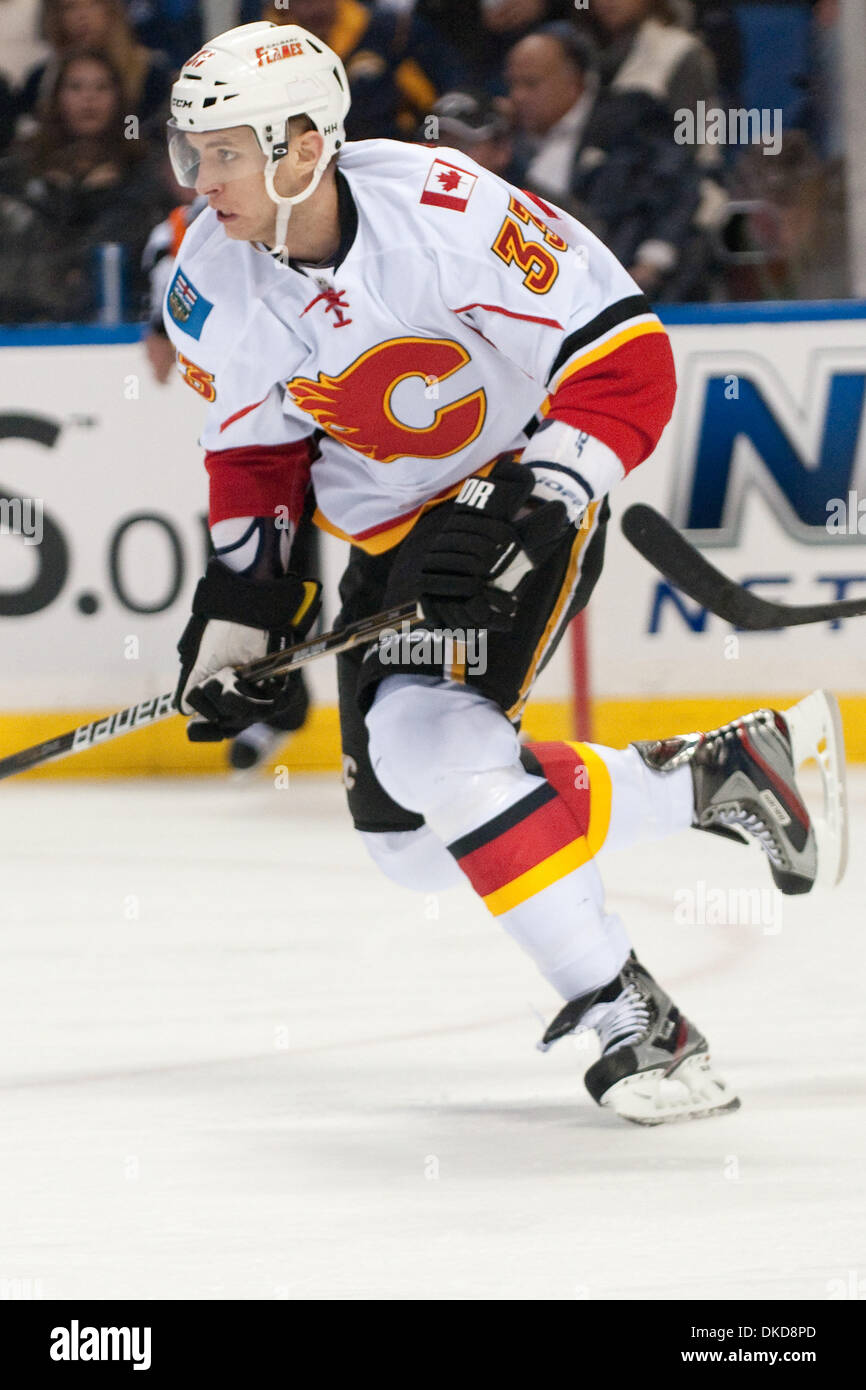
[420,158,478,212]
[167,266,213,339]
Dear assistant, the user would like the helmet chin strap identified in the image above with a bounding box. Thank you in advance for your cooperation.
[264,153,330,258]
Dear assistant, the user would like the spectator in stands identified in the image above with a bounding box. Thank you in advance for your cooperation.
[124,0,203,74]
[582,0,730,258]
[586,0,719,125]
[243,0,464,140]
[0,48,172,320]
[506,23,710,300]
[688,0,742,113]
[16,0,173,131]
[423,88,514,179]
[415,0,576,92]
[0,0,50,87]
[0,75,16,156]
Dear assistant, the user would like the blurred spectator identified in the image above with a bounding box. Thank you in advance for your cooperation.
[243,0,464,139]
[424,88,513,178]
[586,0,719,128]
[808,0,843,162]
[141,190,204,380]
[506,24,710,299]
[722,127,828,298]
[0,0,51,86]
[0,48,173,320]
[0,76,16,156]
[415,0,576,92]
[688,0,742,112]
[16,0,174,132]
[124,0,203,73]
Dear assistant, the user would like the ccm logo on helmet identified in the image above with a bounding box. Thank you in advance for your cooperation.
[255,40,304,65]
[171,98,193,108]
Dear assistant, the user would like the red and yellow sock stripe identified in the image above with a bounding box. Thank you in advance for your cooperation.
[448,741,612,916]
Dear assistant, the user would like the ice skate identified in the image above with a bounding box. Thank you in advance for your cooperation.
[632,689,848,894]
[540,955,740,1126]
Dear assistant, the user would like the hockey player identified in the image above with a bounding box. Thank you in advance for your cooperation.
[164,22,847,1124]
[142,193,318,771]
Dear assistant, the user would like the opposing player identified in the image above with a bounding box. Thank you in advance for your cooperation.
[163,22,848,1124]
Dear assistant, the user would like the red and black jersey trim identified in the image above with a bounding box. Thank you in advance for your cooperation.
[545,293,652,386]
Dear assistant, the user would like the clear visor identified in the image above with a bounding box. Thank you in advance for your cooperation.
[167,122,269,190]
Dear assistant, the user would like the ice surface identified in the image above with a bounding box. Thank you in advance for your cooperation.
[0,769,864,1301]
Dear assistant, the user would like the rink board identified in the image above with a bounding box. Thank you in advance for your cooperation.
[0,304,864,775]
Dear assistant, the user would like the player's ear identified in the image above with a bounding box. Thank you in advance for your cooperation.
[294,128,325,173]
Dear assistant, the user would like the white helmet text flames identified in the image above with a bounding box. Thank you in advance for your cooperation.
[168,22,350,252]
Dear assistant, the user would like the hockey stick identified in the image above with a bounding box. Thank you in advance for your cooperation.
[621,504,866,629]
[0,599,420,783]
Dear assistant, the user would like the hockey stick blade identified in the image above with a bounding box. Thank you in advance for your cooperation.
[621,504,866,629]
[0,599,420,783]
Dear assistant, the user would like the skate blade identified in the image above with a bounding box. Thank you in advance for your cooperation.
[598,1053,741,1127]
[783,689,849,888]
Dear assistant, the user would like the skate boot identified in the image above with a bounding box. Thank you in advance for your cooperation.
[539,955,740,1126]
[632,690,848,894]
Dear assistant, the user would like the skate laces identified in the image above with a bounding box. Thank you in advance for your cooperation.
[715,806,785,865]
[702,709,779,758]
[595,982,651,1054]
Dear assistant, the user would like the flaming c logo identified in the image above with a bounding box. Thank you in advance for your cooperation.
[177,352,216,403]
[287,337,486,464]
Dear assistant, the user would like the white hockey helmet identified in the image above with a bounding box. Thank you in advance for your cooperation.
[168,21,350,250]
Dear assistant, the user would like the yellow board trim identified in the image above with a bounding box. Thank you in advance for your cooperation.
[3,693,865,781]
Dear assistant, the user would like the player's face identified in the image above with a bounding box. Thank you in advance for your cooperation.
[506,38,583,136]
[183,127,275,241]
[58,58,117,138]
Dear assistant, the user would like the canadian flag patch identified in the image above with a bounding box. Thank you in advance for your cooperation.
[420,158,478,212]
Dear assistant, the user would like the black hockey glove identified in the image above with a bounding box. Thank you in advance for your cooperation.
[418,457,574,631]
[176,558,321,742]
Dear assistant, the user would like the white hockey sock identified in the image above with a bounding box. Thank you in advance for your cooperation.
[365,676,633,998]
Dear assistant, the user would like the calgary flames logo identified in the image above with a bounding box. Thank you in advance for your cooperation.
[176,352,216,402]
[287,337,486,464]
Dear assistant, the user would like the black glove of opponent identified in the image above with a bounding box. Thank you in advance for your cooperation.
[176,558,321,742]
[419,457,572,631]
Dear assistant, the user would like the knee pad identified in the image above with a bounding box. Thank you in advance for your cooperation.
[359,827,466,892]
[365,676,534,838]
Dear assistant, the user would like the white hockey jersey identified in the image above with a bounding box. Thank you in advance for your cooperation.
[163,139,675,552]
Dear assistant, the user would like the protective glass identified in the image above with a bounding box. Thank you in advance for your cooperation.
[167,121,269,189]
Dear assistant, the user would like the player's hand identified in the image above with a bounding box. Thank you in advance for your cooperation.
[176,559,321,741]
[418,457,571,632]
